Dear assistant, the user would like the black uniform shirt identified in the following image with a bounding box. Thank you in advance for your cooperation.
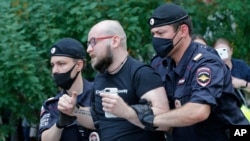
[151,42,249,141]
[38,79,95,141]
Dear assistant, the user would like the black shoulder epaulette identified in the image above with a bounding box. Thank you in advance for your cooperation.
[193,53,203,62]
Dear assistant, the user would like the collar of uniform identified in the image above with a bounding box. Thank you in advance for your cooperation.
[175,42,197,77]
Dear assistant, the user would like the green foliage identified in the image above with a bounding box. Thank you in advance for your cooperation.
[0,0,250,138]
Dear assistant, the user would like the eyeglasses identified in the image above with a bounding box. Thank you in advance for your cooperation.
[87,36,114,48]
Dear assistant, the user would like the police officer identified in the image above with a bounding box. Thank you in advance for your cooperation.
[148,3,249,141]
[38,38,98,141]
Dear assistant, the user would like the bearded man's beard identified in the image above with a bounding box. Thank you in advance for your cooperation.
[93,45,113,73]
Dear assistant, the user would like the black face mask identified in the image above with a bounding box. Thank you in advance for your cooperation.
[152,37,174,58]
[53,64,80,90]
[152,29,182,58]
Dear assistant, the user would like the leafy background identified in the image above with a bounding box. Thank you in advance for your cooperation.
[0,0,249,139]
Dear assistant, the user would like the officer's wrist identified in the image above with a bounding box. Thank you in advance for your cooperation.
[241,81,248,88]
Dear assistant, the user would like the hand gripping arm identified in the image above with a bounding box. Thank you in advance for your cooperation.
[131,99,156,131]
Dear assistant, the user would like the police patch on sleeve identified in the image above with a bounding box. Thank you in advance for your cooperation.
[196,67,211,87]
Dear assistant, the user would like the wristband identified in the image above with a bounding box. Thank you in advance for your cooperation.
[56,112,77,129]
[56,121,65,129]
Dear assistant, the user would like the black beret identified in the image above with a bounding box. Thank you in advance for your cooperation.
[50,38,86,59]
[148,3,188,28]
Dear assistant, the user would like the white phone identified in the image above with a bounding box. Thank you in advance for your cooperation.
[216,47,229,59]
[104,88,118,118]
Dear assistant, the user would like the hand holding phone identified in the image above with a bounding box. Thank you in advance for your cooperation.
[103,88,118,118]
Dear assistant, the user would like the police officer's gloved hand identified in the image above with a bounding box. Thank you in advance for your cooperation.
[131,99,156,131]
[56,112,76,129]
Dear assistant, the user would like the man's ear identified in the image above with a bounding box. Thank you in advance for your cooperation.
[112,35,121,48]
[180,24,189,36]
[76,59,85,71]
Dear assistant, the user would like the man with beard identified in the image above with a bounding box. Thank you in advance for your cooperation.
[148,3,249,141]
[39,38,97,141]
[57,20,170,141]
